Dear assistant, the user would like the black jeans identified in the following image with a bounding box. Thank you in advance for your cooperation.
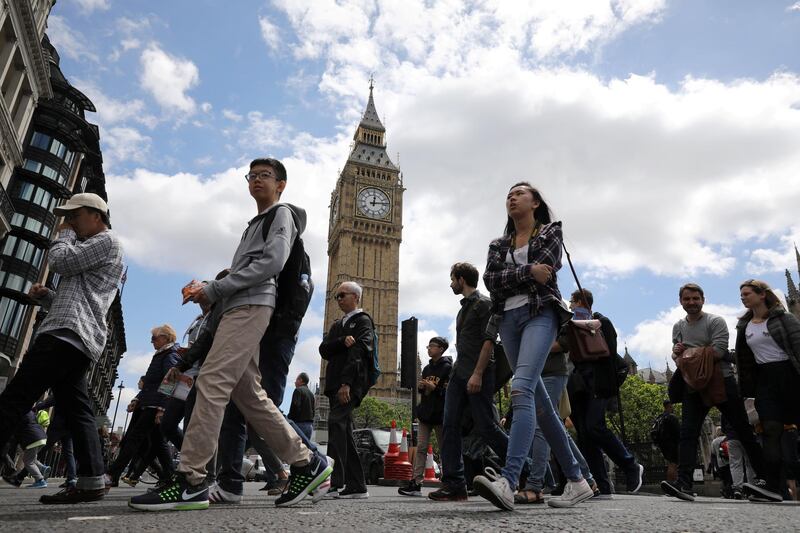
[108,407,174,480]
[441,370,508,490]
[159,396,185,450]
[571,394,636,494]
[0,334,104,490]
[327,395,366,491]
[678,376,764,490]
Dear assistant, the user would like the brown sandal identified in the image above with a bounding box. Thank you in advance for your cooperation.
[514,489,545,504]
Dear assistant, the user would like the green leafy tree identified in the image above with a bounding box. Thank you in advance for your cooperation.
[352,396,411,430]
[606,375,675,443]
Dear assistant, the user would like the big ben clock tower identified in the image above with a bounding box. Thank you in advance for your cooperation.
[319,81,404,409]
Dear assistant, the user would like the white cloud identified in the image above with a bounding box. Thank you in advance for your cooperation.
[119,350,154,376]
[139,44,200,115]
[787,2,800,12]
[47,15,99,62]
[102,127,152,169]
[76,0,110,13]
[222,109,243,122]
[259,16,282,53]
[73,79,158,129]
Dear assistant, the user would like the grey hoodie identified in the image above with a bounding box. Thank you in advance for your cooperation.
[203,203,307,313]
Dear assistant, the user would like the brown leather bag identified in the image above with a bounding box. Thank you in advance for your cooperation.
[561,243,611,363]
[566,319,611,363]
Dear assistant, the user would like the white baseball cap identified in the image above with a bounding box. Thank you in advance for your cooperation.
[53,193,109,216]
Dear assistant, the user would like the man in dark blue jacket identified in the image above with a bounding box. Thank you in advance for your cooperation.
[320,281,374,499]
[106,325,180,486]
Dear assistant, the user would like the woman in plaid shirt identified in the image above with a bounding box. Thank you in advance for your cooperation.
[472,182,594,511]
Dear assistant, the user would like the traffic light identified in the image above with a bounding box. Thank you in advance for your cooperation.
[400,317,418,389]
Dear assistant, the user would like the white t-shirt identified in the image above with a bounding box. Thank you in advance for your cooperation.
[504,246,529,311]
[745,320,789,364]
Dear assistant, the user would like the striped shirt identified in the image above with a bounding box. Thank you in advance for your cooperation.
[35,228,124,361]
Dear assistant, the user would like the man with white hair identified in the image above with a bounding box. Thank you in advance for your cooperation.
[319,281,375,499]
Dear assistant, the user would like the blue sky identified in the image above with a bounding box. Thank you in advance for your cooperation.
[46,1,800,425]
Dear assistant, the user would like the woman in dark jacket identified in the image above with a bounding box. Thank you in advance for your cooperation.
[4,410,48,488]
[106,324,180,486]
[736,279,800,501]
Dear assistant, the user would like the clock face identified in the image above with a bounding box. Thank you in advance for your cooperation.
[357,187,391,219]
[331,195,340,223]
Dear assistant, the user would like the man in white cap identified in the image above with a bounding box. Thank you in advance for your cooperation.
[0,192,124,504]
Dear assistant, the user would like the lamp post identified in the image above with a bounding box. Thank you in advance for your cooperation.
[110,381,124,435]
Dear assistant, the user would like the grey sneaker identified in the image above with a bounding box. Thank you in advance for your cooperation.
[743,479,782,502]
[548,478,594,508]
[473,467,514,511]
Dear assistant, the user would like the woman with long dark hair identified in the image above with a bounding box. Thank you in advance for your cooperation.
[736,279,800,501]
[473,182,594,510]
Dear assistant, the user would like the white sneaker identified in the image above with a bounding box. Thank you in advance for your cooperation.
[548,478,594,508]
[473,467,514,511]
[208,482,242,504]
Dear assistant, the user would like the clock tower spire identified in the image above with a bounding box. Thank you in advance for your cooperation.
[316,82,405,436]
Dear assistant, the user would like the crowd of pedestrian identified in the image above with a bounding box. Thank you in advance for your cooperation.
[0,163,798,516]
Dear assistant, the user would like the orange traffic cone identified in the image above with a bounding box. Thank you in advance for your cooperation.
[397,429,410,463]
[387,420,399,457]
[423,445,437,482]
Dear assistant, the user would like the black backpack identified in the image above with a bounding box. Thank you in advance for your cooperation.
[257,204,313,335]
[650,414,666,444]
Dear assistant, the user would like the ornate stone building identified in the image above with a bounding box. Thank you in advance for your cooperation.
[0,35,126,422]
[0,0,54,239]
[316,83,404,434]
[785,245,800,319]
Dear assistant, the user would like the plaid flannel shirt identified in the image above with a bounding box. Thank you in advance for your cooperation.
[36,228,124,361]
[483,221,564,314]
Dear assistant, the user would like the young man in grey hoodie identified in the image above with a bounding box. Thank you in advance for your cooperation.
[129,158,332,511]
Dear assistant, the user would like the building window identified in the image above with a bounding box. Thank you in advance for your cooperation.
[0,297,27,339]
[31,131,50,150]
[1,235,45,270]
[17,180,56,211]
[10,212,51,237]
[23,157,68,187]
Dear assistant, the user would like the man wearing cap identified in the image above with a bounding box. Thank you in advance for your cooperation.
[0,193,124,504]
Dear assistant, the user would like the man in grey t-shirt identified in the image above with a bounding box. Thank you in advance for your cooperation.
[661,283,772,502]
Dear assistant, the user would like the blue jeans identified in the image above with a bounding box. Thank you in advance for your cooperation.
[499,304,581,487]
[525,374,593,492]
[217,333,319,494]
[441,369,508,489]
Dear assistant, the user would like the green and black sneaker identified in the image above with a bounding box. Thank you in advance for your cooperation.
[275,454,333,507]
[128,472,209,512]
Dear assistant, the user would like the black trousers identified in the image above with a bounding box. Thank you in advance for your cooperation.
[0,335,104,487]
[109,407,174,480]
[327,396,366,491]
[678,376,764,490]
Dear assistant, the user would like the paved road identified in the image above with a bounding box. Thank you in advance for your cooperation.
[1,481,798,532]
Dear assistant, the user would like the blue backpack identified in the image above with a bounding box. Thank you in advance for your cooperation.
[355,312,381,388]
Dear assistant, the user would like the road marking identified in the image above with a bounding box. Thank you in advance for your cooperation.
[604,508,625,511]
[710,507,734,510]
[67,516,113,521]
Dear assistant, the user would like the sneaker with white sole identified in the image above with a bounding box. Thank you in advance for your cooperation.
[27,479,47,488]
[128,473,209,512]
[743,479,782,502]
[310,456,334,503]
[547,478,594,508]
[626,463,644,493]
[275,454,333,507]
[208,482,242,504]
[337,487,369,499]
[473,467,514,511]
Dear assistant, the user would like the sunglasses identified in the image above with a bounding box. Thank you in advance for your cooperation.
[334,292,354,300]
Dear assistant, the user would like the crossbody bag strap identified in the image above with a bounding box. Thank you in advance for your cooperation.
[561,242,591,314]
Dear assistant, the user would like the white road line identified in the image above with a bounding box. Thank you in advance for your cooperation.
[67,516,113,521]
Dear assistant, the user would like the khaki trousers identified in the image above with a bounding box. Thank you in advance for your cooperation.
[413,422,443,483]
[178,305,309,485]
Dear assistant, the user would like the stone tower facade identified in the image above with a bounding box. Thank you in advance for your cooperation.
[319,83,404,401]
[786,244,800,320]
